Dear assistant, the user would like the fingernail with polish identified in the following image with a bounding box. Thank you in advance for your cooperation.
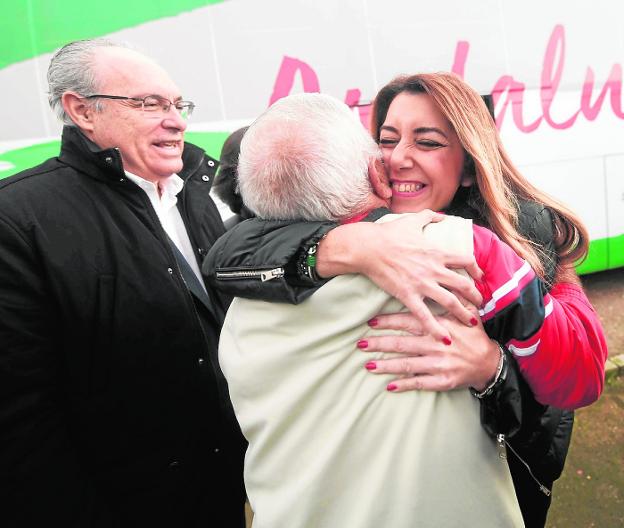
[367,318,378,327]
[470,317,478,326]
[357,340,369,349]
[365,361,377,371]
[442,336,452,346]
[387,383,398,392]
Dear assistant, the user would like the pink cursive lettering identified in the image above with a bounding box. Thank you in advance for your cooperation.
[269,56,320,106]
[581,64,624,120]
[268,25,624,134]
[451,41,470,79]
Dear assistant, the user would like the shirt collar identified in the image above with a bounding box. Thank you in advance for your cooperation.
[124,171,185,198]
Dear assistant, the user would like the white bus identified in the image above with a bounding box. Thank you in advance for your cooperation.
[1,0,622,273]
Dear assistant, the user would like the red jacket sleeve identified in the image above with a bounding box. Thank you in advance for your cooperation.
[510,283,607,409]
[472,225,607,409]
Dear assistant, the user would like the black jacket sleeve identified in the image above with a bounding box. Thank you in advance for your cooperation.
[0,215,117,527]
[516,200,558,289]
[204,218,335,303]
[479,202,574,490]
[478,201,559,434]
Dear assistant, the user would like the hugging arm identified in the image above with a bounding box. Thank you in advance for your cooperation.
[205,210,484,341]
[364,222,607,409]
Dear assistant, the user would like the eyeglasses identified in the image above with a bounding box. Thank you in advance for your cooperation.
[83,94,195,120]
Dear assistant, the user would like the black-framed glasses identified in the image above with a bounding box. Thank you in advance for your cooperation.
[83,94,195,120]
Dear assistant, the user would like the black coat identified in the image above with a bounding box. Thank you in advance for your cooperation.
[0,127,246,527]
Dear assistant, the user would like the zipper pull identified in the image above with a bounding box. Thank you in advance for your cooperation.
[539,484,552,497]
[260,267,285,282]
[496,434,507,459]
[500,434,552,497]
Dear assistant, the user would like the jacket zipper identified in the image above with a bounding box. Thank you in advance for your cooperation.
[215,267,285,282]
[497,434,552,496]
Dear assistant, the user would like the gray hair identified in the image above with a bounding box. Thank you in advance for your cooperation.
[47,39,132,126]
[238,93,380,222]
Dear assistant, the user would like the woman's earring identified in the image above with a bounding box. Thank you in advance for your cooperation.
[461,155,476,187]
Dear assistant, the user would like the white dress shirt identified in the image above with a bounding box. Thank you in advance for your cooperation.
[125,171,206,290]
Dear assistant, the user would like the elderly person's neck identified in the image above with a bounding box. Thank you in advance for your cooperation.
[339,193,389,224]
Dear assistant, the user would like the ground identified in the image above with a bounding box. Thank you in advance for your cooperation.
[547,377,624,527]
[546,267,624,527]
[581,267,624,360]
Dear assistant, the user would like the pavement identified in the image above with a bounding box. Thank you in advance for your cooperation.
[581,267,624,362]
[605,353,624,383]
[546,376,623,527]
[546,267,624,527]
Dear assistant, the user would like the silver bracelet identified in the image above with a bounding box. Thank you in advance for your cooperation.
[470,344,506,399]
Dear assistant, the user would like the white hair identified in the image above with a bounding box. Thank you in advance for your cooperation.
[238,93,380,222]
[47,39,133,126]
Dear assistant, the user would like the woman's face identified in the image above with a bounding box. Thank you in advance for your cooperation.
[379,92,471,214]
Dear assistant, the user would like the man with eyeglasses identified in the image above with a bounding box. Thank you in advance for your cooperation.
[0,39,246,527]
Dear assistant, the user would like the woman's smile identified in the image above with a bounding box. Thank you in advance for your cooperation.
[391,180,426,196]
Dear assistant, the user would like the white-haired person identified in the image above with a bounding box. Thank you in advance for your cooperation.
[212,93,606,527]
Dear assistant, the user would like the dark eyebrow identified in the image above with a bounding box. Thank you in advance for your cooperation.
[379,125,398,134]
[135,94,184,102]
[379,125,449,139]
[414,126,449,139]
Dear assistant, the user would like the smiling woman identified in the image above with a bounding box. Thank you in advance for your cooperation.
[378,91,470,214]
[370,73,589,282]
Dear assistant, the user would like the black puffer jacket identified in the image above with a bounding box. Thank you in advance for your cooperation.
[0,127,246,527]
[204,199,573,528]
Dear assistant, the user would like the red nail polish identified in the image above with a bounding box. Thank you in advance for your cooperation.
[368,317,378,327]
[387,383,398,392]
[365,361,377,370]
[357,340,369,349]
[442,336,452,346]
[470,317,478,326]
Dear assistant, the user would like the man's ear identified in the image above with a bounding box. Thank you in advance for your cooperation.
[369,158,392,201]
[61,92,96,132]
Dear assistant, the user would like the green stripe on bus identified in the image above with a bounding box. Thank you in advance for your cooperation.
[576,239,608,275]
[575,236,624,274]
[0,131,230,180]
[0,140,61,177]
[607,233,624,269]
[1,0,226,69]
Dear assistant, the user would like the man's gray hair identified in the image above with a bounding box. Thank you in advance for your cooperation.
[47,39,132,126]
[238,93,380,222]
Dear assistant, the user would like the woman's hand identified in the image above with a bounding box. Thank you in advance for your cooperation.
[360,309,500,393]
[316,210,484,343]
